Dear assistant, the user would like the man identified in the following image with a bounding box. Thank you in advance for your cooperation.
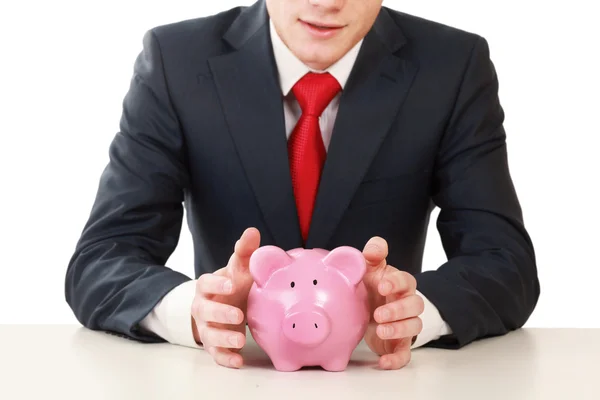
[65,0,540,370]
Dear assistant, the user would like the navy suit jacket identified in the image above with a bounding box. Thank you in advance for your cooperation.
[65,0,539,349]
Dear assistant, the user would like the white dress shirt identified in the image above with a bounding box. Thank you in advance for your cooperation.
[139,20,452,350]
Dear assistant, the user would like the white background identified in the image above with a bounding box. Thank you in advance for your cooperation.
[0,0,598,326]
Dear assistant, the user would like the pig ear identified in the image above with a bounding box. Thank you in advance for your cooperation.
[322,246,366,286]
[249,246,293,287]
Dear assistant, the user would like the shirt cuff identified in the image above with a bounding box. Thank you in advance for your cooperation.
[411,290,452,349]
[138,279,201,349]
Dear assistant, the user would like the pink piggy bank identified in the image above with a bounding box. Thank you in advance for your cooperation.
[246,245,370,372]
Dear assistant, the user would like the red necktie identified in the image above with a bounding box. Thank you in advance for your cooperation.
[288,72,341,242]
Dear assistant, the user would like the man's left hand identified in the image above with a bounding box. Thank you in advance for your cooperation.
[362,236,424,370]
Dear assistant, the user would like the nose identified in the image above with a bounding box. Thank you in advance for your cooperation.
[308,0,345,10]
[282,309,331,346]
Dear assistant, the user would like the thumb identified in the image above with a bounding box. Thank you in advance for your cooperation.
[362,236,388,269]
[362,236,388,290]
[229,227,261,275]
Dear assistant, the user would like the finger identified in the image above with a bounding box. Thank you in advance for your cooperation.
[379,338,412,370]
[192,298,244,325]
[198,325,246,349]
[206,346,244,369]
[362,236,388,268]
[377,270,416,297]
[374,294,424,323]
[229,227,261,272]
[196,274,233,296]
[376,317,423,340]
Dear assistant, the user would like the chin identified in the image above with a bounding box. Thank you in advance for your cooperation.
[295,45,342,70]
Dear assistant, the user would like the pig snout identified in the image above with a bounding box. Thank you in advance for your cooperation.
[282,309,331,346]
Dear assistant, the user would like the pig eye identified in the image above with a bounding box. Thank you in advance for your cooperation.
[313,279,317,285]
[290,281,295,288]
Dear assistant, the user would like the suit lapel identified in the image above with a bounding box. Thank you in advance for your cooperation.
[207,3,419,250]
[306,9,420,249]
[207,1,303,249]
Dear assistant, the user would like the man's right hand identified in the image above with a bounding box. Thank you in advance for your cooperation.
[191,227,260,368]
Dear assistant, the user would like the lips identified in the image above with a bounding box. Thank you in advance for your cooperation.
[301,20,344,30]
[299,19,345,38]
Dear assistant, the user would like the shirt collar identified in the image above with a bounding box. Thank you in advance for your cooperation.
[269,19,363,96]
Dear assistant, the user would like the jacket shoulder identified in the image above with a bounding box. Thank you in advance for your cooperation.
[384,8,484,55]
[148,6,247,54]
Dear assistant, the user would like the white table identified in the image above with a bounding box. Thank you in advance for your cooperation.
[0,325,598,399]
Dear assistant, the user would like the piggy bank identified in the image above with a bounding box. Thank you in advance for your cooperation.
[246,245,370,372]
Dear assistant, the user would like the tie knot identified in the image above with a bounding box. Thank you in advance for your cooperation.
[292,72,341,117]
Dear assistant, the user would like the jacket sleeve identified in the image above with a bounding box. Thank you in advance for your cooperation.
[65,29,192,342]
[415,36,540,348]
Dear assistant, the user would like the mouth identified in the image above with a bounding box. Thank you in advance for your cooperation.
[300,20,344,29]
[299,19,346,37]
